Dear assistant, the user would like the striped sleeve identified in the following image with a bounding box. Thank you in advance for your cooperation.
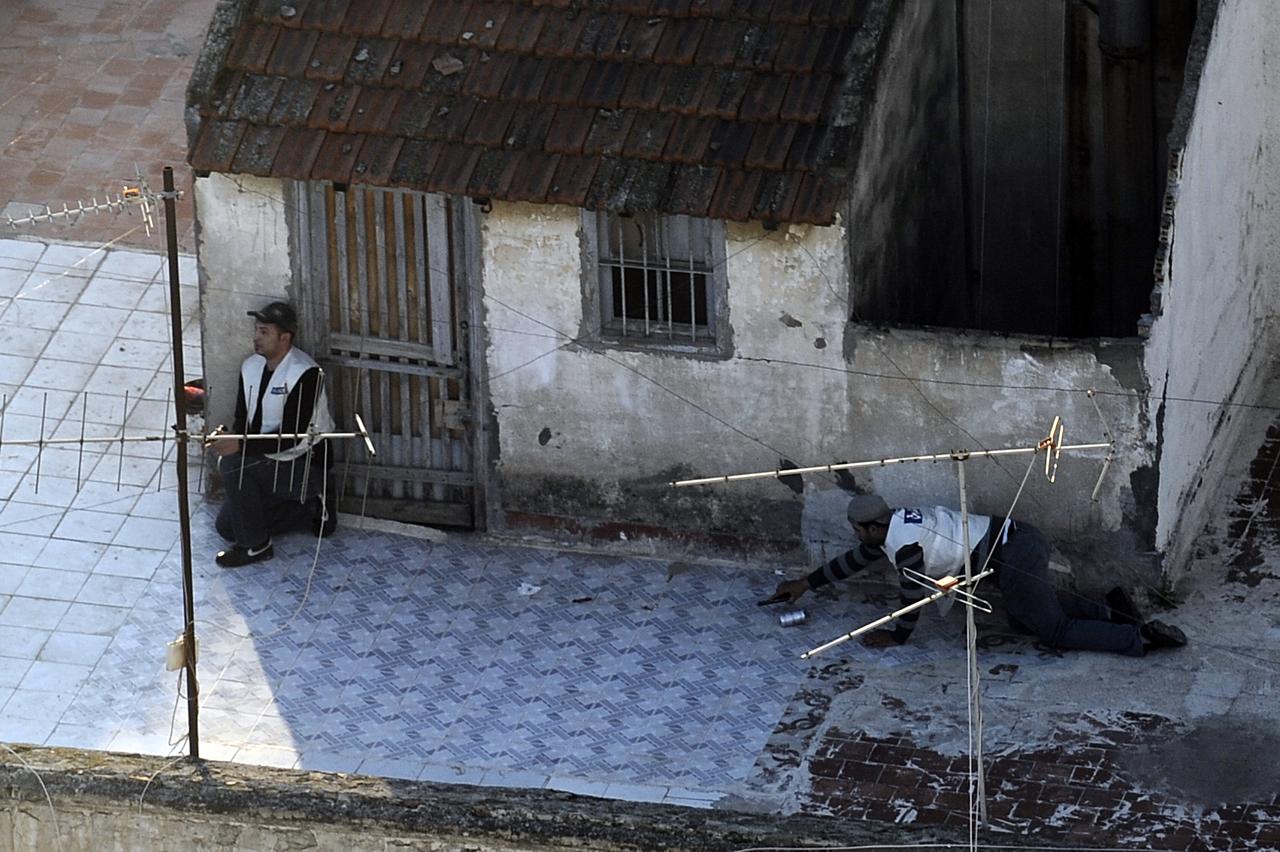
[889,544,926,643]
[804,542,883,590]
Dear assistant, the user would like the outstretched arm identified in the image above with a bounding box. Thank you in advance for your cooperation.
[776,542,884,602]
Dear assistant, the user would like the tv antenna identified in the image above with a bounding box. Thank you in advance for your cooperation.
[671,417,1112,845]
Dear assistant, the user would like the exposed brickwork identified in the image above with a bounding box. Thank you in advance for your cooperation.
[750,666,1279,850]
[1224,421,1280,588]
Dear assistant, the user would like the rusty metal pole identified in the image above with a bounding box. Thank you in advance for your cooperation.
[162,165,200,759]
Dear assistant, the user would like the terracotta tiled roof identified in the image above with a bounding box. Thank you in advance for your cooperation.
[187,0,895,224]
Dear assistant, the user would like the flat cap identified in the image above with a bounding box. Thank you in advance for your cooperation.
[847,494,892,525]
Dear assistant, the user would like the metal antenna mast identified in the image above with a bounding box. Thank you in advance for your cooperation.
[671,417,1107,842]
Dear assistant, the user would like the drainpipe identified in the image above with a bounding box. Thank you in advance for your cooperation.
[1098,0,1157,335]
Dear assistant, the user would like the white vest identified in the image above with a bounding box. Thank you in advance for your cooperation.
[883,506,993,577]
[239,347,334,461]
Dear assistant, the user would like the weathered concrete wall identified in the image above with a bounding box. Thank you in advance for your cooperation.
[1144,0,1280,583]
[193,173,294,430]
[846,0,968,328]
[0,746,966,851]
[482,203,851,558]
[831,327,1153,583]
[481,202,1154,581]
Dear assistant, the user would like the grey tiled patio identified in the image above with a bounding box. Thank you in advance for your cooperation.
[0,236,854,806]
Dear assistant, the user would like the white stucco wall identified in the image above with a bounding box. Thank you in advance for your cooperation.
[193,173,294,429]
[481,202,1150,570]
[482,202,851,486]
[1144,0,1280,579]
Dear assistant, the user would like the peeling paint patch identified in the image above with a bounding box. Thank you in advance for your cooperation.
[813,336,827,349]
[537,427,552,446]
[780,312,803,328]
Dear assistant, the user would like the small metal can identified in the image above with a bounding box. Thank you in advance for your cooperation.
[778,609,807,628]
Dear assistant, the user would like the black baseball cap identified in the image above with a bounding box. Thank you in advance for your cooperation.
[247,301,298,333]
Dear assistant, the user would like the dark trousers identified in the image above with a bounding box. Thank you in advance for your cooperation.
[215,453,323,548]
[993,523,1145,657]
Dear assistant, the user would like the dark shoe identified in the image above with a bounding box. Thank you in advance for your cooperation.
[1106,587,1143,625]
[311,498,337,538]
[216,540,273,568]
[1141,620,1187,651]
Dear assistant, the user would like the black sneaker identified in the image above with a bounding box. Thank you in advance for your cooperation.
[1141,620,1187,651]
[1106,587,1143,625]
[311,498,338,538]
[216,540,274,568]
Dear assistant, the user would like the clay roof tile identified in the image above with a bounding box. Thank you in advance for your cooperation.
[697,67,749,119]
[420,0,472,46]
[744,122,796,171]
[495,5,547,53]
[580,12,629,59]
[538,58,592,106]
[307,82,362,131]
[616,16,667,63]
[621,111,677,160]
[462,52,515,100]
[271,127,327,178]
[265,28,320,77]
[501,55,552,102]
[346,88,404,133]
[341,0,393,35]
[266,78,322,125]
[578,61,629,110]
[389,138,443,186]
[501,151,560,204]
[663,163,721,216]
[188,119,248,172]
[380,0,435,38]
[230,124,287,174]
[789,172,841,224]
[659,65,712,115]
[582,109,636,157]
[344,38,396,84]
[709,168,761,220]
[310,131,364,182]
[779,73,830,123]
[545,155,599,207]
[543,106,596,155]
[226,23,280,73]
[383,41,442,90]
[305,33,358,81]
[429,143,483,195]
[652,18,708,65]
[301,0,351,31]
[466,147,509,196]
[460,3,513,51]
[463,100,518,147]
[352,135,405,183]
[694,20,747,67]
[736,73,789,122]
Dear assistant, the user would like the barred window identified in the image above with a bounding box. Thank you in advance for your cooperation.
[583,210,728,352]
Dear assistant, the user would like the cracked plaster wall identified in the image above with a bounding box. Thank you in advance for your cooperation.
[1143,0,1280,583]
[480,203,1152,579]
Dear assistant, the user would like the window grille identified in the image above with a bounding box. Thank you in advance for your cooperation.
[589,211,725,347]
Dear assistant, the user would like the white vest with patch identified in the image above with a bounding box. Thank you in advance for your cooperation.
[239,347,333,461]
[883,506,993,577]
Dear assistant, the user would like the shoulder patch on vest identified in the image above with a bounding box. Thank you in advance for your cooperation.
[902,508,923,524]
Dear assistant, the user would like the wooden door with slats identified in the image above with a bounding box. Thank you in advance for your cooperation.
[293,182,474,527]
